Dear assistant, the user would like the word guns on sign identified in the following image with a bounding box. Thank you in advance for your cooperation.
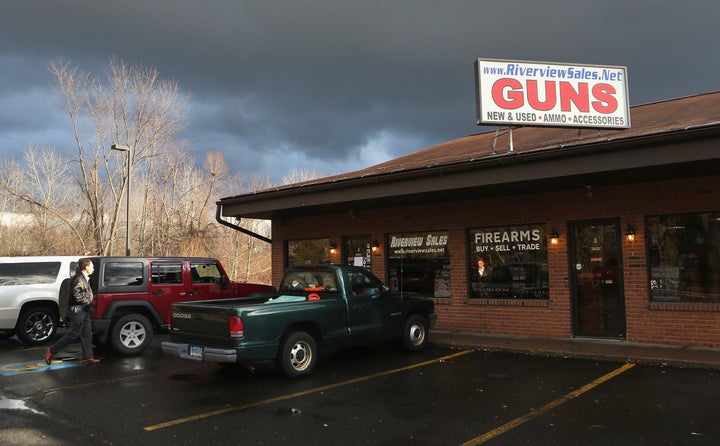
[475,58,630,129]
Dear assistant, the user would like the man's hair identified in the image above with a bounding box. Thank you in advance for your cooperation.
[77,258,93,273]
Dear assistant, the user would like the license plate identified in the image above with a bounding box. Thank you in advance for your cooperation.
[189,345,203,358]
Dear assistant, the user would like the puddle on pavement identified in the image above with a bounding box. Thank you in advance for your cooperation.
[0,396,44,414]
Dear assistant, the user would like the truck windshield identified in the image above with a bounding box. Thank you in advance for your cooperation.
[281,271,338,293]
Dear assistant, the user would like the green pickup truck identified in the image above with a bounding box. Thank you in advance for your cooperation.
[161,264,437,377]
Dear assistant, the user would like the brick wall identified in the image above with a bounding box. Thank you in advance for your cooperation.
[271,174,720,348]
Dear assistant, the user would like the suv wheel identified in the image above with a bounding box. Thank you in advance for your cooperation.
[110,313,153,355]
[16,306,58,346]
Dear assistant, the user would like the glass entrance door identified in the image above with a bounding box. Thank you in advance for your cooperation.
[570,219,626,338]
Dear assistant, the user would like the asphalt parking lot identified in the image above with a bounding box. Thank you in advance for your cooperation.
[2,333,720,445]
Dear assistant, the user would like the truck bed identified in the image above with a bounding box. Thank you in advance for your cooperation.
[169,292,346,346]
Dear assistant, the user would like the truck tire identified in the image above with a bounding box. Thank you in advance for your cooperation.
[16,306,58,346]
[110,313,153,355]
[402,314,429,352]
[278,331,317,378]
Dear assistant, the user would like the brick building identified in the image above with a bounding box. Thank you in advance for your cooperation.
[218,92,720,348]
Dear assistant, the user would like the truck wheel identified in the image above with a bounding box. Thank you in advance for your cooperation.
[110,314,153,355]
[402,314,429,352]
[278,331,317,378]
[16,306,58,346]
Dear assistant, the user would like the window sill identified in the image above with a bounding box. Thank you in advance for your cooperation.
[650,302,720,312]
[468,299,549,307]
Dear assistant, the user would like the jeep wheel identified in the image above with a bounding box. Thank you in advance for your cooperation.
[402,314,429,352]
[16,306,58,346]
[110,314,153,355]
[278,331,317,378]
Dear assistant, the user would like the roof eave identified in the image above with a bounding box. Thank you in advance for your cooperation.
[218,123,720,220]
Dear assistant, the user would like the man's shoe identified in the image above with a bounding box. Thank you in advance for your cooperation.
[44,348,54,365]
[80,358,101,364]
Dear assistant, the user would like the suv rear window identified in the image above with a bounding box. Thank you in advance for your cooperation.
[0,262,62,286]
[151,262,183,284]
[103,262,144,287]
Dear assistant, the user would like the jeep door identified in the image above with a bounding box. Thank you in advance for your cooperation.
[148,260,187,323]
[187,259,234,300]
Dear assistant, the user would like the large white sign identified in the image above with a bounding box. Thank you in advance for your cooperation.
[475,59,630,129]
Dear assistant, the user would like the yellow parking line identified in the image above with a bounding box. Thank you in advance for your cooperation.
[144,349,473,431]
[460,362,636,445]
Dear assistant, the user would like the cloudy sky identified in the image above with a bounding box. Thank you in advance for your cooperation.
[1,1,718,184]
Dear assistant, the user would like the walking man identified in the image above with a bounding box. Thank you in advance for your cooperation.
[45,258,100,364]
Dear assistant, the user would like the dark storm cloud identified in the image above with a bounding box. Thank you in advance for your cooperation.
[1,0,718,182]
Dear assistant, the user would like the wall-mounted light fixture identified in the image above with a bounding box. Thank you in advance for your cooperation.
[625,224,636,242]
[371,240,380,253]
[329,243,337,254]
[550,228,560,245]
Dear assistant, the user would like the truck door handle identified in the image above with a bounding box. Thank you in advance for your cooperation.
[352,304,362,311]
[153,290,164,295]
[189,289,200,295]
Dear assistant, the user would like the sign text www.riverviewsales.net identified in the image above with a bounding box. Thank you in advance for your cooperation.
[475,59,630,129]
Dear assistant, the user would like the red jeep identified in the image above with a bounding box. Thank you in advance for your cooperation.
[84,256,273,355]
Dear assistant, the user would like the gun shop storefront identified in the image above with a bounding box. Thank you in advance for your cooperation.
[217,91,720,349]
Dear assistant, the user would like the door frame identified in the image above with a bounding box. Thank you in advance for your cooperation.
[568,218,627,339]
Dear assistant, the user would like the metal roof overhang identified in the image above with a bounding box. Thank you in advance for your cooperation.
[218,126,720,222]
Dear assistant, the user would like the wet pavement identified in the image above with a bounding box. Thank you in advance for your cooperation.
[3,331,720,445]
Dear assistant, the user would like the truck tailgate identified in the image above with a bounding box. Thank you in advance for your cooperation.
[169,298,264,346]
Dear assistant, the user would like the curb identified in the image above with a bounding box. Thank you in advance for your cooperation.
[430,331,720,370]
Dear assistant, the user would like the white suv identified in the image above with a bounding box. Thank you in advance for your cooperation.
[0,256,79,345]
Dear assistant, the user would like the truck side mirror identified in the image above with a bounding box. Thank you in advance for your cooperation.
[220,275,228,288]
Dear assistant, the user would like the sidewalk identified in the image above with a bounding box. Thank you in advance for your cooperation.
[430,330,720,370]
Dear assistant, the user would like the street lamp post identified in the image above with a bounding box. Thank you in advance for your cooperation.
[111,144,132,256]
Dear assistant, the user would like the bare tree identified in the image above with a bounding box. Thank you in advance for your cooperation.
[0,57,272,284]
[20,146,77,252]
[51,57,189,255]
[0,159,32,254]
[160,151,272,283]
[281,167,318,185]
[221,176,273,283]
[0,146,82,254]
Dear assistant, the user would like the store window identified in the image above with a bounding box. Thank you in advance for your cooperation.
[647,212,720,303]
[469,224,549,299]
[387,231,450,298]
[287,238,331,266]
[344,236,372,269]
